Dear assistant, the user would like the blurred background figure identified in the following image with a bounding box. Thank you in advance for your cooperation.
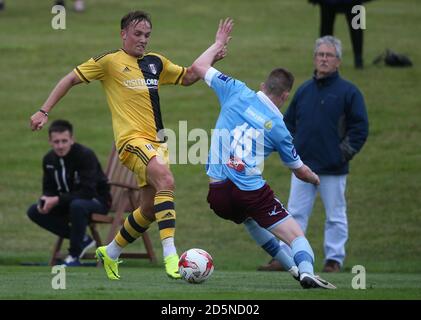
[309,0,373,69]
[1,0,85,12]
[55,0,85,12]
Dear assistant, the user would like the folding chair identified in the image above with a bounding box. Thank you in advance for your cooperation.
[49,145,157,266]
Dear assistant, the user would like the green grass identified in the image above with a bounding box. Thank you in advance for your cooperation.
[0,0,421,300]
[1,265,420,300]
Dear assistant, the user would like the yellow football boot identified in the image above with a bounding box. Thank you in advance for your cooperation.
[164,254,181,279]
[95,246,121,280]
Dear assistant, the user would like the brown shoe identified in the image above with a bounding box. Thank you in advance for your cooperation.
[257,258,285,271]
[322,259,341,273]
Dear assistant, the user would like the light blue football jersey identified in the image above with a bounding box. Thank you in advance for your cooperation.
[205,67,303,191]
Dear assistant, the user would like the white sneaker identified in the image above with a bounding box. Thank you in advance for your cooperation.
[79,235,96,259]
[62,255,82,267]
[300,273,336,289]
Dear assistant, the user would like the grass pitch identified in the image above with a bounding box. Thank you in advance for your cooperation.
[0,0,420,300]
[1,265,420,300]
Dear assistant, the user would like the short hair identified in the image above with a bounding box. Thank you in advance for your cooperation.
[121,11,152,30]
[264,68,294,96]
[48,120,73,136]
[314,36,342,59]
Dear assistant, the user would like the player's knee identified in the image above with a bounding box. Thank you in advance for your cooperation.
[143,209,155,222]
[156,173,175,191]
[141,204,155,219]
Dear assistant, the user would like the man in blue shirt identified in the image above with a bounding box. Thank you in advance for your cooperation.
[191,18,335,289]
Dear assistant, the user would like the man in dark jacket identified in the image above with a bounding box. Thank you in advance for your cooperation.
[259,36,368,272]
[27,120,111,266]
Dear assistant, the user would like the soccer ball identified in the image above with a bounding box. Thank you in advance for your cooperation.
[178,248,214,284]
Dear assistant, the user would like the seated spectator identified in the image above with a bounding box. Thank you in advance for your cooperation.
[27,120,111,266]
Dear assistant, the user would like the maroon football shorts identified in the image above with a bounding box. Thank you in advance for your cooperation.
[207,179,289,228]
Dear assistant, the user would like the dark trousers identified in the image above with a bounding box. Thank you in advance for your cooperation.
[27,198,108,257]
[319,3,364,67]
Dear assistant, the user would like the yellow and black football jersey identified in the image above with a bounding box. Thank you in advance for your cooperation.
[74,49,186,151]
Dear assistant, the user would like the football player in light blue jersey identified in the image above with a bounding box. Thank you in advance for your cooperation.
[191,18,335,289]
[205,68,302,191]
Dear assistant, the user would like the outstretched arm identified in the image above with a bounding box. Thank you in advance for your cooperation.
[30,71,82,131]
[182,18,234,85]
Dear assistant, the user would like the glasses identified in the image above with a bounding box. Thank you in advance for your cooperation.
[315,52,337,59]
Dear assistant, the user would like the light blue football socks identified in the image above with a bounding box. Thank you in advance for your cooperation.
[291,236,314,276]
[243,218,296,271]
[244,218,316,277]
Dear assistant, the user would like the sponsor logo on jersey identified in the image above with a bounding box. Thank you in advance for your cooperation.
[227,155,245,172]
[245,107,266,125]
[264,120,273,131]
[123,78,159,90]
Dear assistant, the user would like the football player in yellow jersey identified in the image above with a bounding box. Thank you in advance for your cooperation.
[30,11,233,280]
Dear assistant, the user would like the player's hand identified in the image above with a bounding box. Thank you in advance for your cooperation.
[30,110,49,131]
[292,164,320,185]
[215,18,234,46]
[214,45,228,62]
